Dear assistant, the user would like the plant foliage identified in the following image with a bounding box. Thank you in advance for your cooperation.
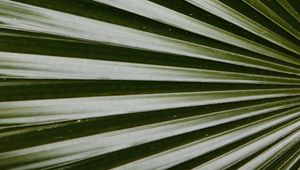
[0,0,300,169]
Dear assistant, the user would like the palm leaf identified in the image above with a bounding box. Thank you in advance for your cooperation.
[0,0,300,169]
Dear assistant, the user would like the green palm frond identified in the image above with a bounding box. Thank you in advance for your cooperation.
[0,0,300,169]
